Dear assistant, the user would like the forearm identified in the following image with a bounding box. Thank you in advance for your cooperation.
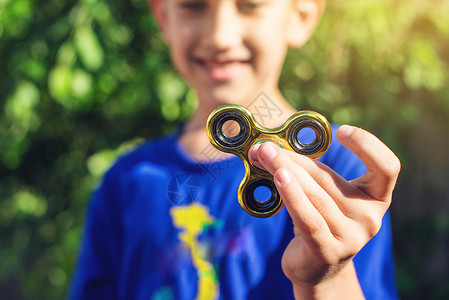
[292,261,365,300]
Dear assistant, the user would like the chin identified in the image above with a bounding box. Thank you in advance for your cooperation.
[207,88,260,108]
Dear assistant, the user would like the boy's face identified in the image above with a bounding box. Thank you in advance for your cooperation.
[152,0,322,110]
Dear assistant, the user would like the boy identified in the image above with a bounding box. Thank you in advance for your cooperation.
[71,0,401,299]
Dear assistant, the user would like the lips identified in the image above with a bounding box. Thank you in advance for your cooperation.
[197,59,246,81]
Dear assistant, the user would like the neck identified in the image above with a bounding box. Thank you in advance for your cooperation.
[179,91,297,161]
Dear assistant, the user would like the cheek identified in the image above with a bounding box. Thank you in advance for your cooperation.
[250,28,287,63]
[168,27,194,64]
[247,15,289,57]
[166,19,196,50]
[178,24,195,42]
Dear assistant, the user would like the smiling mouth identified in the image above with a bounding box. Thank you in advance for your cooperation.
[197,59,247,81]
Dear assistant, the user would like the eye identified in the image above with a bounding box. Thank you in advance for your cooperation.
[179,0,207,11]
[238,0,266,12]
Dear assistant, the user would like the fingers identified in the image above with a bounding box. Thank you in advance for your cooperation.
[273,167,332,247]
[282,150,358,202]
[336,125,401,201]
[249,142,347,234]
[250,142,359,216]
[247,128,399,243]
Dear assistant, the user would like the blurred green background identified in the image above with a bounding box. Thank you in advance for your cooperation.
[1,0,448,299]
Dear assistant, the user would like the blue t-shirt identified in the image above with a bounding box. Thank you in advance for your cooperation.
[70,125,398,300]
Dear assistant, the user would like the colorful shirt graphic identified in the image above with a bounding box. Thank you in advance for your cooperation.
[170,203,219,300]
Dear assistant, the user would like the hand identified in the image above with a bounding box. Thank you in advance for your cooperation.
[249,125,401,299]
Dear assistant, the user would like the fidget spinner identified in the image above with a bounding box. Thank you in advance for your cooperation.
[206,104,332,218]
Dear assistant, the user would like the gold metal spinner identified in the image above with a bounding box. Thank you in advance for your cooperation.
[206,104,332,218]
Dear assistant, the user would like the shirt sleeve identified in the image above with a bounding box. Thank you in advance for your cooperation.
[70,171,122,300]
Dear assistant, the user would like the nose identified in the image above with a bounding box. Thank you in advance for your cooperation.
[202,3,241,51]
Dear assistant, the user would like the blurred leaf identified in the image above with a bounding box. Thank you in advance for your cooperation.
[157,71,188,121]
[404,38,446,91]
[5,80,41,130]
[71,68,93,98]
[74,25,104,71]
[0,0,33,37]
[13,190,47,218]
[48,65,72,102]
[86,149,118,178]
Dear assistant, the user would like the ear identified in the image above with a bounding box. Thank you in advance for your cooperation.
[149,0,170,42]
[287,0,325,48]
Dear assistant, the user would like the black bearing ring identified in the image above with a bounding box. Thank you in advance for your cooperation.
[212,111,250,148]
[243,178,281,217]
[288,119,327,156]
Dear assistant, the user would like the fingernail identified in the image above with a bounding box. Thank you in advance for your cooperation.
[338,125,355,139]
[275,168,292,186]
[250,143,261,161]
[259,143,277,162]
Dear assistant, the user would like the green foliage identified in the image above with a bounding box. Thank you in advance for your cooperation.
[0,0,189,298]
[0,0,448,299]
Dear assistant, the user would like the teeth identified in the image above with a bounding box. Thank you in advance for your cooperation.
[204,61,236,69]
[198,59,243,80]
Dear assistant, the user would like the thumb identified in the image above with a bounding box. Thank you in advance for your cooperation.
[336,125,401,201]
